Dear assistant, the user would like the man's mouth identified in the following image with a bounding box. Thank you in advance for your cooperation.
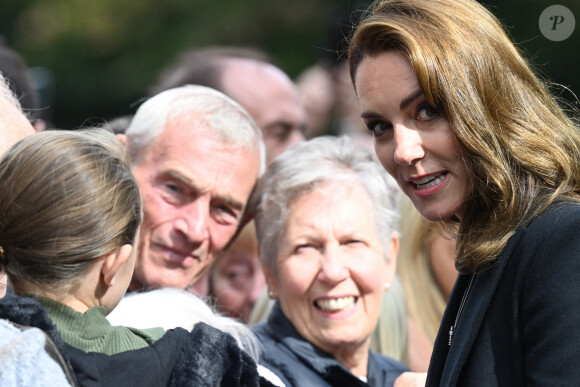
[155,244,201,266]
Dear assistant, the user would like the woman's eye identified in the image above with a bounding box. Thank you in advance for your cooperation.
[417,104,438,121]
[366,121,392,137]
[295,244,314,253]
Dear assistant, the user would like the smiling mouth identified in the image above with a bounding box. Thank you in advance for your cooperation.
[314,296,357,312]
[413,172,447,190]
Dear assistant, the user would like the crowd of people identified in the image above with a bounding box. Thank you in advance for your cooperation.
[1,0,580,386]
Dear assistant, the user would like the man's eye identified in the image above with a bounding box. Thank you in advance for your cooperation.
[266,124,292,142]
[166,183,180,193]
[218,205,235,217]
[212,205,239,224]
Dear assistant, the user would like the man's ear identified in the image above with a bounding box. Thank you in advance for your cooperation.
[101,244,134,287]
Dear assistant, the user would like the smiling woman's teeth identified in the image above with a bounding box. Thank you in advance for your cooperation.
[413,172,446,189]
[315,296,356,312]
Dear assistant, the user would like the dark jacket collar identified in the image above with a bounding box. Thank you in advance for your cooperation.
[266,301,387,386]
[426,218,526,386]
[0,293,63,344]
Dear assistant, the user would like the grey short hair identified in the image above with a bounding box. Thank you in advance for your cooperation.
[125,85,266,174]
[250,135,400,274]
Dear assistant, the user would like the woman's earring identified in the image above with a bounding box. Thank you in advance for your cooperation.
[384,281,391,291]
[268,290,275,299]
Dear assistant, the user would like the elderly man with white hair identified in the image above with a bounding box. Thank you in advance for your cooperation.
[119,85,265,293]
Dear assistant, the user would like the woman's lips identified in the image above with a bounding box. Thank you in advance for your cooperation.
[314,296,357,312]
[412,171,447,189]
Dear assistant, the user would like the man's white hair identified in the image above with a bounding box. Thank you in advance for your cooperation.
[125,84,266,174]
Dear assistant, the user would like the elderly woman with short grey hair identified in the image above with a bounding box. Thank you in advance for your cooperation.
[250,135,409,386]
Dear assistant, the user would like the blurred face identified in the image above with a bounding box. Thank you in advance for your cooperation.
[266,181,397,361]
[129,118,262,291]
[210,231,265,322]
[355,51,472,221]
[223,59,307,164]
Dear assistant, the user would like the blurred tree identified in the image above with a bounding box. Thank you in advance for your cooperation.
[0,0,577,129]
[483,0,580,110]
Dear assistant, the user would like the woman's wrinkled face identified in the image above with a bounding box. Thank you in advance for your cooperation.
[265,181,397,357]
[354,50,472,221]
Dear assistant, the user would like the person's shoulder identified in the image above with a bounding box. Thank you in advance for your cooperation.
[173,322,262,385]
[509,199,580,270]
[251,321,269,336]
[252,321,280,346]
[526,199,580,233]
[0,319,73,386]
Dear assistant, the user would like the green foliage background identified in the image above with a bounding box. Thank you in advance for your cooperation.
[1,0,578,129]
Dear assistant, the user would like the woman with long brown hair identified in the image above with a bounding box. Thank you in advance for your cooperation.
[349,0,580,385]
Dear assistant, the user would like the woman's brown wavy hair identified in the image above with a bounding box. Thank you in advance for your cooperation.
[349,0,580,272]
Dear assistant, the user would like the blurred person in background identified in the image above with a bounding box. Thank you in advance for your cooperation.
[0,41,47,131]
[0,72,35,158]
[150,45,307,165]
[208,221,265,323]
[395,195,458,371]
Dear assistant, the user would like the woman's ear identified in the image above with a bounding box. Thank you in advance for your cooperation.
[263,265,278,299]
[101,244,134,287]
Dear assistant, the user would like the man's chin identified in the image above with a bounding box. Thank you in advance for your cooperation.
[128,269,189,292]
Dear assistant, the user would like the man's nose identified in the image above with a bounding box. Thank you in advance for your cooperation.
[175,197,210,243]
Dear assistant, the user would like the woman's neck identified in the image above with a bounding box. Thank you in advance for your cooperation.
[333,342,369,378]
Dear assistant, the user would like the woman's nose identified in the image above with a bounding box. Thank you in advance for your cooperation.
[393,124,425,166]
[317,247,349,284]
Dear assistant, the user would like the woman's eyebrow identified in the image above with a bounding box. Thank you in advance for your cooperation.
[360,89,425,120]
[400,89,423,110]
